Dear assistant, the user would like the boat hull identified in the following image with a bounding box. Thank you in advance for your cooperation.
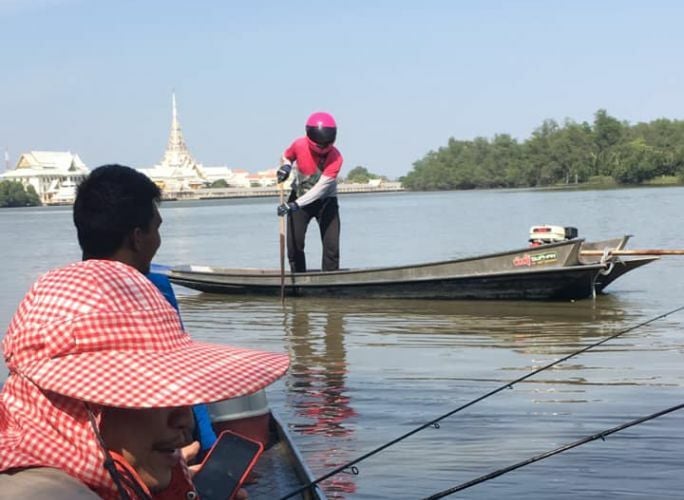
[214,411,326,500]
[171,265,599,300]
[168,239,657,300]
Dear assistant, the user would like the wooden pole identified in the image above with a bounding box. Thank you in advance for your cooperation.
[580,249,684,256]
[279,182,286,305]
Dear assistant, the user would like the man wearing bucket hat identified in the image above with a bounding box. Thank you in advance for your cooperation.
[0,259,289,498]
[276,111,344,273]
[73,164,274,467]
[72,164,219,457]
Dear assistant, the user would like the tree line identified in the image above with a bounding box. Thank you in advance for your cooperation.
[0,180,41,207]
[344,166,384,183]
[401,110,684,190]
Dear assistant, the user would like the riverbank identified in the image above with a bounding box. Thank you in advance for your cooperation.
[530,175,683,192]
[161,181,405,201]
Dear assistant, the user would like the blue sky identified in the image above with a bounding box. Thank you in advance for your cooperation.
[1,0,683,179]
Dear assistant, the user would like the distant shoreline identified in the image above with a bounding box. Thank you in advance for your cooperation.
[160,181,405,201]
[4,180,684,209]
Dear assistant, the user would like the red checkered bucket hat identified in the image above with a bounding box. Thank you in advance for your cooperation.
[2,259,290,407]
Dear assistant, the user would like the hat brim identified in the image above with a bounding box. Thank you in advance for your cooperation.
[21,341,289,408]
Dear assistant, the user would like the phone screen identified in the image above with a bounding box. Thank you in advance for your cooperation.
[193,430,264,500]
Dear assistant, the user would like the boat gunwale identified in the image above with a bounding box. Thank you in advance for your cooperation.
[171,261,614,288]
[170,238,586,279]
[270,412,327,500]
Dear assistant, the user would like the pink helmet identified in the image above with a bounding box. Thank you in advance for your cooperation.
[306,112,337,151]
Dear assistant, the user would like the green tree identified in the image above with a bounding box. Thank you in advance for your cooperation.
[549,120,595,184]
[592,109,625,176]
[630,118,684,177]
[209,179,228,188]
[524,119,562,186]
[403,109,684,190]
[0,180,42,207]
[613,139,666,184]
[26,184,40,203]
[490,134,525,187]
[345,166,379,183]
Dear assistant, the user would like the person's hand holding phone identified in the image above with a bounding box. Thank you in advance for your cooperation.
[181,437,249,498]
[181,441,201,474]
[192,430,263,500]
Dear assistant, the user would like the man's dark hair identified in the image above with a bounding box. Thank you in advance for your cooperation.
[73,164,162,259]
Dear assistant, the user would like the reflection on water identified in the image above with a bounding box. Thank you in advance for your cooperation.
[178,293,359,496]
[283,303,358,497]
[175,290,684,499]
[284,305,356,437]
[5,189,684,499]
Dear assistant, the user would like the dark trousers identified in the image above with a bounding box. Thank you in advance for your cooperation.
[286,197,340,272]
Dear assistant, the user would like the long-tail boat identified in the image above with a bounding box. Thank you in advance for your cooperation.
[167,232,658,301]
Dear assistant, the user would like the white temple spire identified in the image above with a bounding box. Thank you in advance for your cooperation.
[172,91,177,118]
[160,91,197,170]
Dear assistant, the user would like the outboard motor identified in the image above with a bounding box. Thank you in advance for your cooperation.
[529,225,578,247]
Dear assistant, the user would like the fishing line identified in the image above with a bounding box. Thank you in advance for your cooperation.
[278,303,684,500]
[422,402,684,499]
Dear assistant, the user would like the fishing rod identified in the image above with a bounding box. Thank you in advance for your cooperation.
[422,402,684,499]
[279,304,684,500]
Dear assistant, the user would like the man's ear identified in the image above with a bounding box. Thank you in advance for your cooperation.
[130,227,144,252]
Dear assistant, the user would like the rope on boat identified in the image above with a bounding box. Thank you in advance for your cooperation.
[598,247,616,276]
[421,403,684,499]
[591,249,615,299]
[278,304,684,500]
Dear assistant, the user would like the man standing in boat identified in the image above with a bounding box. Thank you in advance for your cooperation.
[277,111,343,273]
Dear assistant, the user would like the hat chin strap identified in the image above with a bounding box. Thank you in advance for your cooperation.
[85,404,151,500]
[15,370,148,500]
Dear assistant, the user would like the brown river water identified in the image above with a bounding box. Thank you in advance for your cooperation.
[2,187,684,499]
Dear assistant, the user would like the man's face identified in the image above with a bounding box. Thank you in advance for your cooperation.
[135,204,162,274]
[100,406,194,491]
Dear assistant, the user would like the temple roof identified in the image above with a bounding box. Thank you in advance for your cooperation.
[3,151,88,176]
[158,93,201,172]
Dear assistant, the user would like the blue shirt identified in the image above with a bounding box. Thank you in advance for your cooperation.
[147,271,218,452]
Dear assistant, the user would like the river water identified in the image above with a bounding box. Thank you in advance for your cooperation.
[2,187,684,499]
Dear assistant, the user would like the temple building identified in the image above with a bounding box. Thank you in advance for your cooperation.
[138,93,263,195]
[138,93,208,193]
[0,151,89,204]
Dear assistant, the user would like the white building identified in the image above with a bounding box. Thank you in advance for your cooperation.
[0,151,89,204]
[138,93,209,194]
[248,168,278,187]
[139,93,259,195]
[203,165,252,188]
[230,168,252,188]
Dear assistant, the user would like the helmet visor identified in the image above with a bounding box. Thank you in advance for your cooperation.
[306,126,336,147]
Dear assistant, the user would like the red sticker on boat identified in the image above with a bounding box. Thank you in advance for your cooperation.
[513,252,558,267]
